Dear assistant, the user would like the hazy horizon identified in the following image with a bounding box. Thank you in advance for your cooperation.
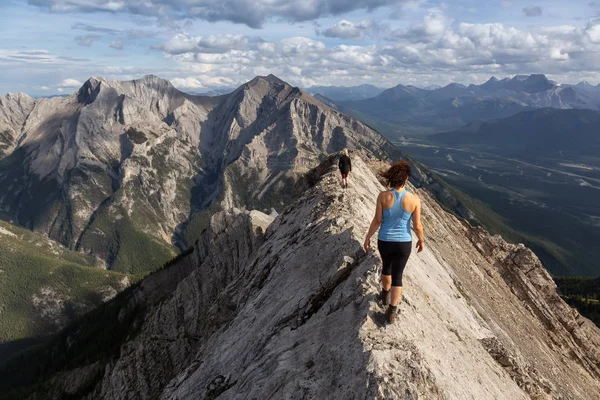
[4,72,599,98]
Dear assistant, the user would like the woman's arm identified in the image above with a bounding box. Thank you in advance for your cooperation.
[412,197,425,253]
[363,193,383,252]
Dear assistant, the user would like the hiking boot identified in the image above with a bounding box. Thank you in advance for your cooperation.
[385,305,398,324]
[379,289,389,306]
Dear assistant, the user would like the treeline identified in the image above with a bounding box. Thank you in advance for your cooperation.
[0,246,195,400]
[554,276,600,327]
[554,277,600,299]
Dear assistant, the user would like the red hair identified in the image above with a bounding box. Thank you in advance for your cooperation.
[380,160,411,188]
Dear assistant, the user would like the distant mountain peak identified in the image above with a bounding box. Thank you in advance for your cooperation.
[444,83,467,89]
[265,73,286,82]
[77,77,104,104]
[526,73,550,82]
[2,92,33,101]
[576,81,594,88]
[509,74,550,85]
[141,74,160,80]
[251,74,289,86]
[131,75,179,92]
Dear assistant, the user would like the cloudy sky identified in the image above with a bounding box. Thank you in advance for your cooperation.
[2,0,600,96]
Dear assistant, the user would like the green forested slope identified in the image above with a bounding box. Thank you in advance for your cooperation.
[0,220,129,358]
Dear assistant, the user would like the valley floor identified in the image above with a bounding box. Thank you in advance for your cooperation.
[398,138,600,277]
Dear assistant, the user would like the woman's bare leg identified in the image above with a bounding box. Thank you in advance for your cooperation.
[390,286,403,306]
[381,274,392,291]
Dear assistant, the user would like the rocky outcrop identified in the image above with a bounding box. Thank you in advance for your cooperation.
[7,153,599,400]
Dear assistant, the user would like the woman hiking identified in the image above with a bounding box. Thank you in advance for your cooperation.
[338,149,352,189]
[363,160,425,324]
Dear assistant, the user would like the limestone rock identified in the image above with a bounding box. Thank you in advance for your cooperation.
[0,92,36,158]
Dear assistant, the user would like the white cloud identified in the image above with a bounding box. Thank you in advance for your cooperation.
[76,34,100,46]
[0,50,89,67]
[320,20,380,40]
[586,18,600,43]
[109,40,124,49]
[29,0,405,29]
[171,75,236,90]
[59,78,83,87]
[72,22,120,35]
[402,0,426,12]
[391,12,452,43]
[150,12,600,89]
[170,77,205,89]
[155,34,251,54]
[6,4,600,92]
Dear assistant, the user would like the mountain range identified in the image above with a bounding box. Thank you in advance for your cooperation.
[337,74,600,134]
[0,74,392,276]
[304,84,384,101]
[433,108,600,158]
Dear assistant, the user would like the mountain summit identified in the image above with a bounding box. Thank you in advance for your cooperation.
[3,152,599,399]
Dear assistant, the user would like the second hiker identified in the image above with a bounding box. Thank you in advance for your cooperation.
[338,149,352,189]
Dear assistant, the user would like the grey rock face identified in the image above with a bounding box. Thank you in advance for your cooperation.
[194,75,392,213]
[0,92,36,158]
[0,76,216,271]
[19,153,600,400]
[0,75,392,272]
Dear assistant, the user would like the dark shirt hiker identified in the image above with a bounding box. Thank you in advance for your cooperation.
[338,149,352,189]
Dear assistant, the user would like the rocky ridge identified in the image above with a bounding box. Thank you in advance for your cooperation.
[5,153,599,399]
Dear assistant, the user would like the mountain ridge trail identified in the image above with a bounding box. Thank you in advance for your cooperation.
[6,152,599,399]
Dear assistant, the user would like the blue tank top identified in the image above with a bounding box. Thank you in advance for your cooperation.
[378,189,412,242]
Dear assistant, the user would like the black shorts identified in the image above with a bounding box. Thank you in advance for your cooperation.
[378,240,412,287]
